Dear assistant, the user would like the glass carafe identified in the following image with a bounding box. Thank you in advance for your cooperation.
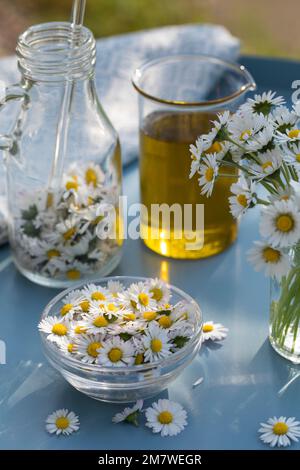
[0,22,123,287]
[133,55,256,259]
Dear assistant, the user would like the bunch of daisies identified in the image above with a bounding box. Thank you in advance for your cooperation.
[38,278,198,366]
[15,162,120,281]
[190,91,300,280]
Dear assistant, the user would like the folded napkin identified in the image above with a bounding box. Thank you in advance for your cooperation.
[0,23,240,244]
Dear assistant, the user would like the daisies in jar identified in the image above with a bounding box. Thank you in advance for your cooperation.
[189,90,300,363]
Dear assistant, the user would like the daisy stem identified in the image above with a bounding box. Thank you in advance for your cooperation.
[256,198,269,206]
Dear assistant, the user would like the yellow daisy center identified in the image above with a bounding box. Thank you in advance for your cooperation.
[65,180,79,191]
[85,168,98,187]
[158,411,173,425]
[108,347,123,363]
[60,303,73,316]
[205,167,214,182]
[262,161,273,171]
[150,287,163,302]
[240,129,252,140]
[143,311,157,321]
[151,338,163,353]
[158,315,172,329]
[63,227,76,241]
[87,341,102,358]
[280,195,289,201]
[67,343,74,353]
[288,129,300,138]
[107,303,117,311]
[203,324,214,333]
[262,247,281,263]
[273,422,289,435]
[79,300,90,312]
[74,325,87,334]
[295,153,300,163]
[55,417,69,430]
[47,249,60,259]
[93,316,109,328]
[66,269,80,280]
[91,291,106,301]
[123,312,136,321]
[52,323,67,336]
[276,214,294,232]
[138,293,150,306]
[237,194,248,207]
[134,353,144,365]
[205,141,223,154]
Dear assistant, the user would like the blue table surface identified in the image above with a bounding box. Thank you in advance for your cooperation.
[1,55,300,451]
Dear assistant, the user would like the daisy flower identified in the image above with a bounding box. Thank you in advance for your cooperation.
[189,137,208,178]
[229,175,256,218]
[60,290,84,318]
[258,416,300,448]
[249,148,282,179]
[247,240,290,280]
[145,399,188,437]
[240,91,285,116]
[245,123,275,153]
[259,199,300,248]
[75,333,104,363]
[126,282,157,313]
[83,162,105,188]
[228,111,266,143]
[272,106,298,134]
[202,321,228,342]
[81,283,111,303]
[147,278,171,307]
[38,316,70,343]
[97,337,135,367]
[198,153,219,197]
[267,186,295,204]
[283,141,300,170]
[69,320,88,337]
[112,400,143,426]
[56,215,80,242]
[141,322,172,362]
[277,126,300,143]
[107,279,125,297]
[46,409,80,436]
[170,301,198,325]
[58,336,77,355]
[203,110,230,145]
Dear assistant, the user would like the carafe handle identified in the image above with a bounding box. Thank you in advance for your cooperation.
[0,84,28,151]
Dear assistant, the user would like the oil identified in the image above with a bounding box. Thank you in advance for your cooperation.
[139,111,238,258]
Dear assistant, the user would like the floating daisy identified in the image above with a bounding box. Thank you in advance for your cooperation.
[75,333,104,363]
[98,336,135,367]
[258,416,300,447]
[46,409,80,436]
[145,399,188,437]
[38,316,70,343]
[198,154,219,197]
[127,282,157,313]
[142,323,172,362]
[81,283,110,302]
[202,321,228,342]
[58,336,77,355]
[229,176,256,218]
[247,240,290,280]
[241,91,285,116]
[147,278,171,307]
[249,148,282,179]
[112,400,143,426]
[259,199,300,248]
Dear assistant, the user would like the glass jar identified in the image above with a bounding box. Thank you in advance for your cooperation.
[132,55,256,259]
[0,22,123,287]
[269,245,300,364]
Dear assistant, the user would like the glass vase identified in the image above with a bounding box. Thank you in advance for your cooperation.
[0,22,123,287]
[269,245,300,363]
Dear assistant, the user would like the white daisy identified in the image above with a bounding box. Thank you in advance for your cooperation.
[249,148,283,179]
[277,126,300,143]
[283,141,300,170]
[229,175,256,218]
[147,278,171,307]
[56,215,80,242]
[107,279,125,297]
[141,322,172,362]
[38,316,70,343]
[145,399,188,437]
[84,312,110,334]
[259,199,300,248]
[81,283,111,303]
[228,111,266,143]
[247,240,290,280]
[189,137,208,178]
[272,106,298,134]
[46,409,80,436]
[126,282,157,313]
[170,301,197,326]
[60,290,84,318]
[245,123,275,153]
[268,186,296,204]
[259,416,300,448]
[202,321,228,342]
[198,153,219,197]
[82,162,105,188]
[97,336,135,367]
[241,91,285,116]
[112,400,143,426]
[58,336,77,355]
[75,333,104,363]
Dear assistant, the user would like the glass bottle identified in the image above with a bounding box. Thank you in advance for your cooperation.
[133,55,256,259]
[0,22,123,287]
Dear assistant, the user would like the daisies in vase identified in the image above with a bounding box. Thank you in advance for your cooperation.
[190,91,300,363]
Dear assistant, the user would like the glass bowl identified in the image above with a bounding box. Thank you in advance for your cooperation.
[40,276,203,403]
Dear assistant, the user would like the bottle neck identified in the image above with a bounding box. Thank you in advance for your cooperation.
[16,22,96,84]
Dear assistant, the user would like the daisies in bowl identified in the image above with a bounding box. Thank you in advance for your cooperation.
[39,276,202,403]
[14,161,122,287]
[189,91,300,363]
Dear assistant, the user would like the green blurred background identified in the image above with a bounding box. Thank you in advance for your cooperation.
[0,0,299,59]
